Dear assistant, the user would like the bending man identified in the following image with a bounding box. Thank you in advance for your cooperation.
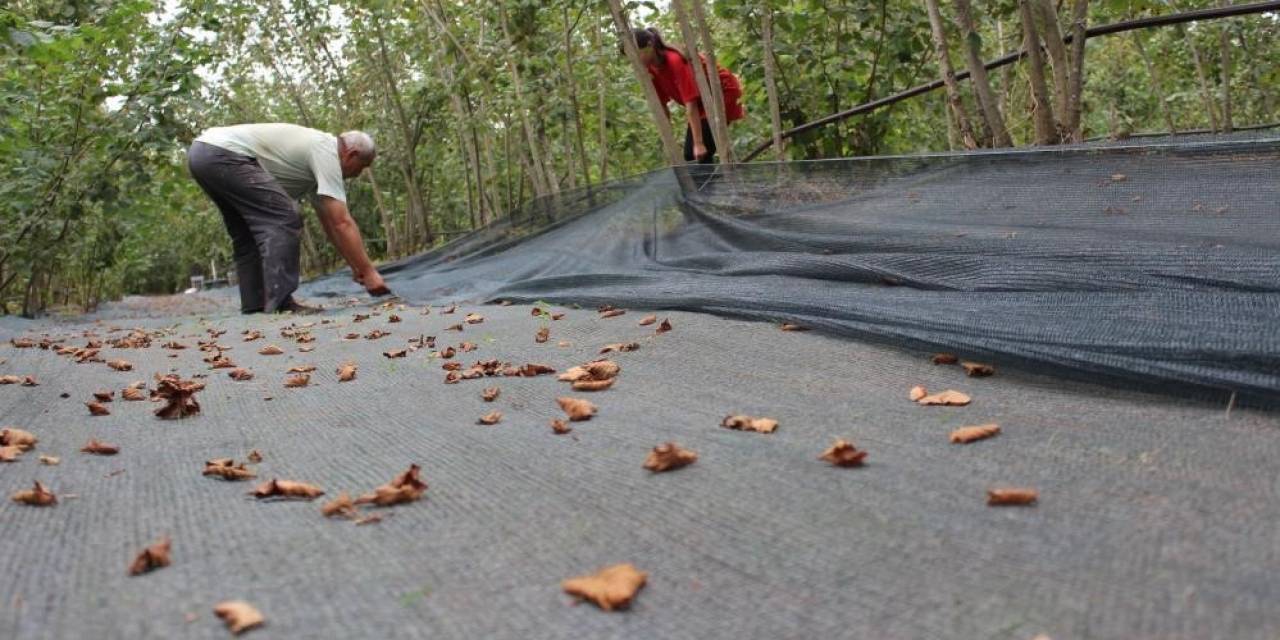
[188,123,389,314]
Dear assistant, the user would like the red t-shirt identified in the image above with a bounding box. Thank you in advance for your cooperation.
[647,49,744,122]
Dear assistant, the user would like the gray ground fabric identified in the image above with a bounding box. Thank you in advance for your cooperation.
[0,301,1278,640]
[304,135,1280,402]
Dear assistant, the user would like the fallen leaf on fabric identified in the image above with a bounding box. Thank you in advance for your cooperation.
[465,313,484,325]
[299,346,315,353]
[287,365,316,374]
[819,439,868,467]
[562,563,647,611]
[909,385,927,401]
[336,363,357,382]
[478,411,503,425]
[352,313,370,323]
[251,479,324,500]
[558,397,597,421]
[932,353,959,365]
[598,305,616,313]
[128,537,171,576]
[535,327,550,343]
[721,415,779,434]
[86,402,110,416]
[551,313,565,321]
[441,304,457,314]
[355,464,427,507]
[519,363,556,377]
[987,487,1038,506]
[93,390,115,402]
[257,345,284,356]
[10,338,35,348]
[154,375,204,419]
[203,459,256,481]
[0,375,21,385]
[344,332,360,340]
[1,428,38,450]
[247,450,263,463]
[550,418,572,435]
[0,446,23,462]
[81,439,119,455]
[961,362,995,377]
[12,480,56,506]
[442,362,462,371]
[458,341,477,352]
[242,330,263,342]
[283,374,310,388]
[107,359,134,372]
[655,319,672,334]
[227,368,254,382]
[917,390,971,406]
[599,342,639,354]
[599,309,626,319]
[482,387,500,402]
[445,323,464,332]
[122,383,147,400]
[388,314,401,323]
[1110,173,1127,183]
[364,329,390,340]
[638,315,657,326]
[383,349,408,359]
[573,378,615,392]
[558,366,590,382]
[213,601,264,635]
[643,442,697,472]
[354,514,384,526]
[321,492,357,518]
[950,423,1000,444]
[163,341,187,350]
[209,357,237,369]
[39,455,59,465]
[440,346,456,359]
[780,323,807,332]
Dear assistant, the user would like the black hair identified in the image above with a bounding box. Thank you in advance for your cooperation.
[624,27,687,66]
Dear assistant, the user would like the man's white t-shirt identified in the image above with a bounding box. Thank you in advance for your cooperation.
[195,123,346,203]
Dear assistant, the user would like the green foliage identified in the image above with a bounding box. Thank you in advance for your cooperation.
[1,0,1275,315]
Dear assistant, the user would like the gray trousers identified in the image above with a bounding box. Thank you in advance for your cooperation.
[187,141,302,313]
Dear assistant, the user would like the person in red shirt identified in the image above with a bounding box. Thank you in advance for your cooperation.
[630,27,744,164]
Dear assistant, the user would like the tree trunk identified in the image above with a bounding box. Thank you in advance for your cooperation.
[1218,1,1234,133]
[497,3,556,196]
[1182,24,1221,133]
[592,19,610,182]
[365,170,398,256]
[1019,0,1060,145]
[371,14,432,246]
[1132,31,1177,134]
[1031,0,1070,119]
[563,5,592,188]
[924,0,979,149]
[1062,0,1089,142]
[672,0,729,162]
[761,4,787,159]
[605,0,684,167]
[953,0,1012,147]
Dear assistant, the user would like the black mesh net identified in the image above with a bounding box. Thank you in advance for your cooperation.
[303,133,1280,401]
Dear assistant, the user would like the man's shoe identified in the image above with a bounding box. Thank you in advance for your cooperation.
[278,298,323,315]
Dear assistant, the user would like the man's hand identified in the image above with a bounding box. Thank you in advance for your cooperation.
[356,269,391,296]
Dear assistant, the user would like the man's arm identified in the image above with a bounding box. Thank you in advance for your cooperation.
[312,195,387,293]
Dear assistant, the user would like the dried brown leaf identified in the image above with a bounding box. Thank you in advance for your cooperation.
[638,315,657,326]
[643,442,697,472]
[441,304,457,314]
[780,323,807,332]
[283,374,310,388]
[154,375,204,419]
[163,341,187,350]
[81,438,119,455]
[445,323,464,332]
[987,487,1038,506]
[388,314,401,323]
[246,449,263,463]
[917,390,971,406]
[599,342,639,354]
[320,492,357,518]
[228,368,254,381]
[213,601,264,635]
[287,365,316,374]
[242,330,263,342]
[122,386,147,400]
[932,353,959,365]
[257,345,284,356]
[961,362,995,377]
[0,375,20,385]
[364,329,390,340]
[12,480,56,506]
[440,346,456,359]
[86,401,111,416]
[128,537,171,576]
[557,397,597,421]
[950,423,1001,444]
[557,366,590,382]
[599,309,626,319]
[336,363,357,381]
[465,313,485,324]
[204,459,256,481]
[383,349,408,359]
[477,411,503,425]
[819,439,868,467]
[721,415,779,434]
[0,445,24,462]
[535,327,550,344]
[1,428,38,450]
[107,359,133,372]
[442,362,462,371]
[655,319,672,334]
[550,418,572,435]
[458,341,477,352]
[251,479,324,500]
[519,363,556,377]
[572,378,615,392]
[354,464,427,506]
[551,312,565,321]
[38,455,59,465]
[562,563,647,611]
[908,385,927,401]
[93,390,115,402]
[482,387,500,402]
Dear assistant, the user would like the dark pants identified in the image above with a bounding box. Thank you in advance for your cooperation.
[187,142,302,314]
[684,118,717,164]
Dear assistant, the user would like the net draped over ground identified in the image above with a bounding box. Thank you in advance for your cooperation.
[304,136,1280,402]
